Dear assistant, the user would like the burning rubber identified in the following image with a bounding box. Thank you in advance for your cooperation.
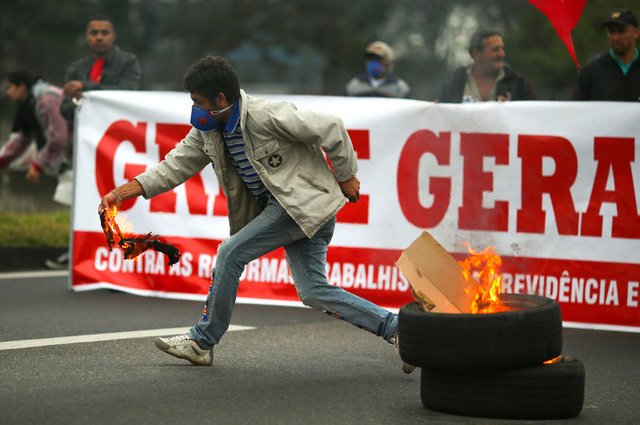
[398,293,585,419]
[397,293,563,371]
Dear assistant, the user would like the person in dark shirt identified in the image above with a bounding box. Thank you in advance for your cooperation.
[439,29,535,103]
[60,13,141,121]
[574,8,640,101]
[46,14,141,270]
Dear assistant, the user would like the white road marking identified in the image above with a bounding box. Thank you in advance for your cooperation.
[0,270,68,280]
[0,325,255,351]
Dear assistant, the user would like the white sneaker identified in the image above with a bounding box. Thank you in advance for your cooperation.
[389,334,416,374]
[45,252,70,270]
[154,334,213,366]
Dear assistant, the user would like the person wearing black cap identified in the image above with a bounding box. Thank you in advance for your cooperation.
[574,8,640,101]
[345,41,411,98]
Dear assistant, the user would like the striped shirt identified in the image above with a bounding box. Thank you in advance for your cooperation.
[221,102,267,198]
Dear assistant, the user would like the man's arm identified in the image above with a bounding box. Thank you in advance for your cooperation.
[267,102,358,183]
[61,61,84,120]
[64,53,142,97]
[338,176,361,202]
[99,129,210,216]
[437,67,469,103]
[109,54,142,90]
[32,94,70,175]
[98,179,145,213]
[520,76,536,100]
[572,67,590,100]
[132,128,210,200]
[0,132,31,169]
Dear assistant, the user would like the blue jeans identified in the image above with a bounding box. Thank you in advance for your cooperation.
[189,195,398,348]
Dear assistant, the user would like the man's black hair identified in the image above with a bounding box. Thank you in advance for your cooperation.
[87,13,115,28]
[183,56,240,104]
[7,70,36,88]
[468,29,503,57]
[7,70,40,143]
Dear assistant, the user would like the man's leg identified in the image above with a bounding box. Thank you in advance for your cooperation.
[191,196,311,346]
[284,217,397,341]
[156,196,306,364]
[284,218,415,373]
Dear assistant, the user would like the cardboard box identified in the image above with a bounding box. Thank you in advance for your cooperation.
[395,231,477,313]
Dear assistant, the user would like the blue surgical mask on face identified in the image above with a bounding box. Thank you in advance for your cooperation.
[367,60,384,79]
[190,104,233,132]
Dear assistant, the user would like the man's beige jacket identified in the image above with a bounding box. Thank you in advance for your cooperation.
[136,90,358,238]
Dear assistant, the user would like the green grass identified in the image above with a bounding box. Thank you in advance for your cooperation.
[0,210,70,247]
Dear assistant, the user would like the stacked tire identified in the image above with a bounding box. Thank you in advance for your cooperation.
[398,294,585,420]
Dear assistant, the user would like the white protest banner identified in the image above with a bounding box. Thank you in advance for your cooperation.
[71,91,640,332]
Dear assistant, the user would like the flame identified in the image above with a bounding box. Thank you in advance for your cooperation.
[543,355,563,365]
[102,205,135,244]
[101,205,142,258]
[99,204,181,266]
[458,243,508,314]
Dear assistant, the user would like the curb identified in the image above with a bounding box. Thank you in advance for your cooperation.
[1,247,68,272]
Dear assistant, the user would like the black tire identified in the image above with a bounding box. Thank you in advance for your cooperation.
[420,355,585,419]
[398,294,562,371]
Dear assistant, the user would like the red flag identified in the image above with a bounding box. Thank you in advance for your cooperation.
[528,0,586,67]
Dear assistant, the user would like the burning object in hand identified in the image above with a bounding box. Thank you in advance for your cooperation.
[99,206,181,266]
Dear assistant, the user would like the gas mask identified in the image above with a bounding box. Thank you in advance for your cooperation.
[367,60,385,79]
[190,103,233,132]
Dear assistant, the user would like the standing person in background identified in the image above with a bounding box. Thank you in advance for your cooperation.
[345,41,411,98]
[574,8,640,101]
[0,70,69,185]
[60,13,141,122]
[46,13,142,270]
[439,29,535,103]
[99,55,415,374]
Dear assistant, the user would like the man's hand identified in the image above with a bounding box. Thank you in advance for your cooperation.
[339,176,360,203]
[98,180,145,214]
[63,80,84,100]
[99,190,122,214]
[26,164,41,183]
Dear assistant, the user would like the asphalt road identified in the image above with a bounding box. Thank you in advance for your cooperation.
[1,271,639,425]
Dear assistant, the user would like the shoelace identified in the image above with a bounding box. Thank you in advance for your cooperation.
[165,334,191,344]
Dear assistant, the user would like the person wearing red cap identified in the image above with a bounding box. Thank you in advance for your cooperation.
[574,8,640,101]
[345,41,411,98]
